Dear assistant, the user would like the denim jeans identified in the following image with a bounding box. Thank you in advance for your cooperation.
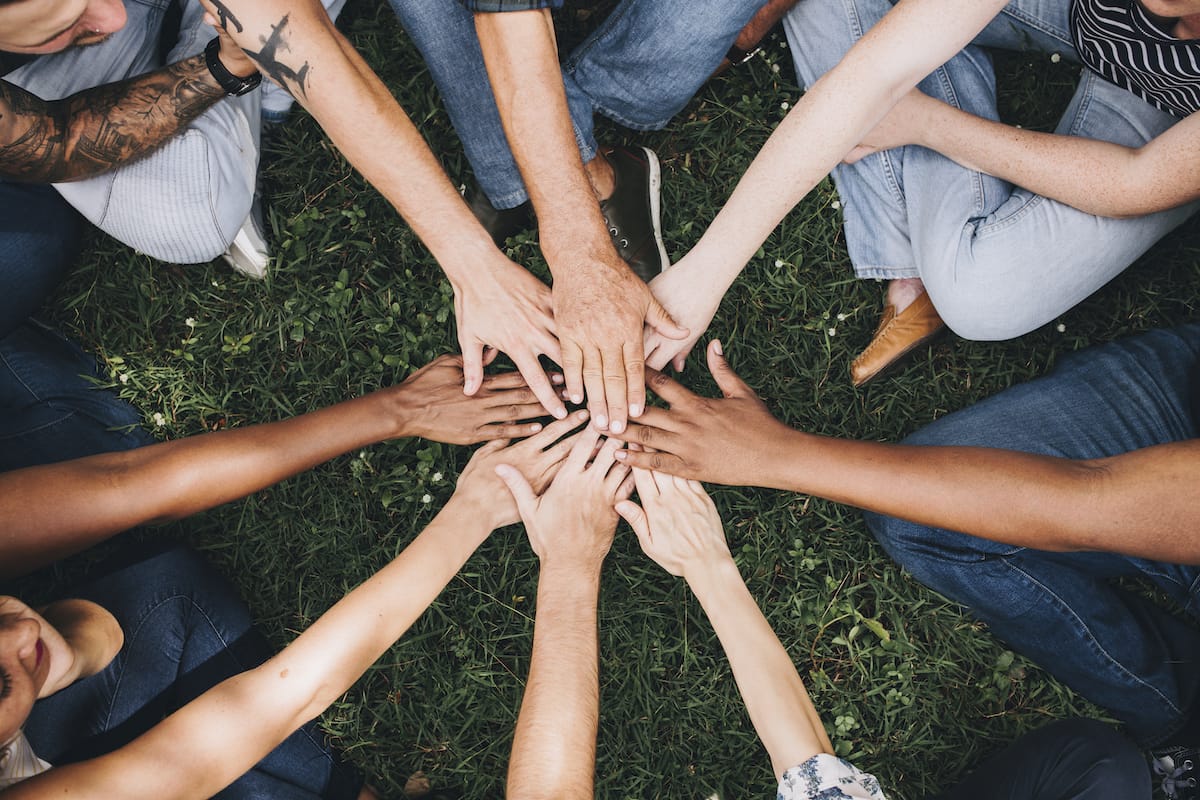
[783,0,1199,340]
[24,544,364,799]
[0,320,154,473]
[389,0,765,209]
[0,182,82,339]
[935,719,1150,800]
[867,324,1200,746]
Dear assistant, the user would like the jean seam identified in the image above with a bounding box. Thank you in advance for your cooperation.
[998,555,1186,719]
[996,5,1075,50]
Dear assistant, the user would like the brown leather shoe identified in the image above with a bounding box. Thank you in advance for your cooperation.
[850,291,945,387]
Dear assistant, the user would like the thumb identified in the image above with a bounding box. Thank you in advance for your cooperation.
[495,464,537,517]
[645,297,690,341]
[706,340,752,399]
[615,499,651,545]
[461,342,485,395]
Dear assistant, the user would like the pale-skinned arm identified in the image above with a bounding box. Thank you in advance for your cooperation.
[616,472,832,778]
[473,9,687,434]
[201,0,567,416]
[0,355,548,578]
[612,340,1200,564]
[845,88,1200,218]
[1,415,591,800]
[498,429,633,799]
[643,0,1009,369]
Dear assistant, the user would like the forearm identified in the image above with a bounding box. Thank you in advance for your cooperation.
[0,54,227,183]
[474,10,613,267]
[0,389,412,577]
[761,429,1200,561]
[507,563,602,800]
[27,500,491,800]
[688,558,831,779]
[913,98,1185,217]
[210,0,499,282]
[687,0,1006,281]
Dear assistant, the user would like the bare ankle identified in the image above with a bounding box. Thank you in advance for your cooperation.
[585,149,616,202]
[886,277,926,314]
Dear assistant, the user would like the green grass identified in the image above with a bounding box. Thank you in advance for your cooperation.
[22,3,1200,798]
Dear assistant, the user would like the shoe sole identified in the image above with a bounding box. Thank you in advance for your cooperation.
[638,146,669,274]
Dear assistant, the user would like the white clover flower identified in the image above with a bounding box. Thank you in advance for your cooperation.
[153,412,167,427]
[1050,52,1061,63]
[780,101,790,110]
[771,63,781,73]
[836,313,847,321]
[827,327,837,337]
[432,472,443,482]
[1056,323,1067,333]
[185,317,197,328]
[774,259,785,268]
[420,494,433,504]
[831,200,842,210]
[119,373,130,384]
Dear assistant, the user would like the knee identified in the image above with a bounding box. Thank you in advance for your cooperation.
[1042,719,1151,796]
[927,285,1046,342]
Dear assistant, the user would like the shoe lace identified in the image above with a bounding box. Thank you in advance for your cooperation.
[1155,752,1199,799]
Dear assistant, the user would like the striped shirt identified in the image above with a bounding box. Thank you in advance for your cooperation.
[1071,0,1200,117]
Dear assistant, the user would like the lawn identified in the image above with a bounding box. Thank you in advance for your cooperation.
[20,2,1200,798]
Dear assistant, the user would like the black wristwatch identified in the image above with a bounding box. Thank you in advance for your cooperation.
[204,37,262,96]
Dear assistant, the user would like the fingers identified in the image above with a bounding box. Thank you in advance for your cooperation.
[565,426,604,473]
[482,346,500,368]
[614,448,686,475]
[645,296,690,341]
[615,499,651,543]
[512,355,568,420]
[561,341,586,408]
[461,342,485,396]
[581,350,610,432]
[671,351,687,373]
[705,340,754,400]
[623,341,646,424]
[521,408,589,451]
[494,464,538,519]
[644,367,696,406]
[609,421,671,452]
[629,465,659,501]
[481,370,532,391]
[613,470,635,501]
[476,421,544,441]
[590,435,626,478]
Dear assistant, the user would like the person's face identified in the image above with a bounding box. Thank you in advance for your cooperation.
[0,598,59,745]
[0,0,127,54]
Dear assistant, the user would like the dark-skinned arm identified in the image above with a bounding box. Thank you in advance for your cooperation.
[0,356,547,579]
[610,340,1200,564]
[0,31,254,183]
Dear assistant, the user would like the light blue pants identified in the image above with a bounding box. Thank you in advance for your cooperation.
[389,0,766,210]
[784,0,1198,340]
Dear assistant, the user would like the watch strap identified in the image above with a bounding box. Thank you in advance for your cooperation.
[204,37,262,96]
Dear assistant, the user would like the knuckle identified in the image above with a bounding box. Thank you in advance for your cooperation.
[637,426,655,445]
[649,371,670,389]
[651,454,665,470]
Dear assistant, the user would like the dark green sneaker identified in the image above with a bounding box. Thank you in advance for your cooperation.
[465,183,535,248]
[598,146,668,283]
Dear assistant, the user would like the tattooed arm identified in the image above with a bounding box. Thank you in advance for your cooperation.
[0,31,255,183]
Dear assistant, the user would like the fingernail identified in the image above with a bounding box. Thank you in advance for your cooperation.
[530,422,543,432]
[551,374,564,384]
[611,419,625,433]
[595,414,608,430]
[577,409,590,420]
[615,451,627,460]
[713,340,723,356]
[553,407,567,419]
[571,393,583,404]
[629,404,642,417]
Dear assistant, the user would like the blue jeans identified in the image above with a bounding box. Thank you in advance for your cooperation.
[0,320,154,472]
[867,324,1200,746]
[0,182,82,339]
[24,544,364,799]
[936,719,1149,799]
[784,0,1199,340]
[390,0,765,209]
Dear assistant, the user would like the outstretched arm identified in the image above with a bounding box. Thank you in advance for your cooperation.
[644,0,1008,368]
[498,428,632,799]
[0,31,255,183]
[473,8,687,436]
[612,341,1200,564]
[617,472,831,778]
[4,414,590,800]
[847,88,1200,218]
[201,0,567,417]
[0,356,547,578]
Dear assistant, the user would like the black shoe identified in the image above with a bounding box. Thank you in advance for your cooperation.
[465,184,535,248]
[598,145,668,283]
[1154,746,1199,799]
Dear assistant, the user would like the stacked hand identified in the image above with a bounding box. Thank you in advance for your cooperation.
[616,470,730,580]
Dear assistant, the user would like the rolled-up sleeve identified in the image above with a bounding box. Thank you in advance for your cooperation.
[457,0,563,10]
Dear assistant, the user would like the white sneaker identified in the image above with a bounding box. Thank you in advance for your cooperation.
[220,206,269,280]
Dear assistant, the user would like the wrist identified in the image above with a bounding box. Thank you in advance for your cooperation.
[204,37,261,96]
[538,559,603,594]
[684,556,744,604]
